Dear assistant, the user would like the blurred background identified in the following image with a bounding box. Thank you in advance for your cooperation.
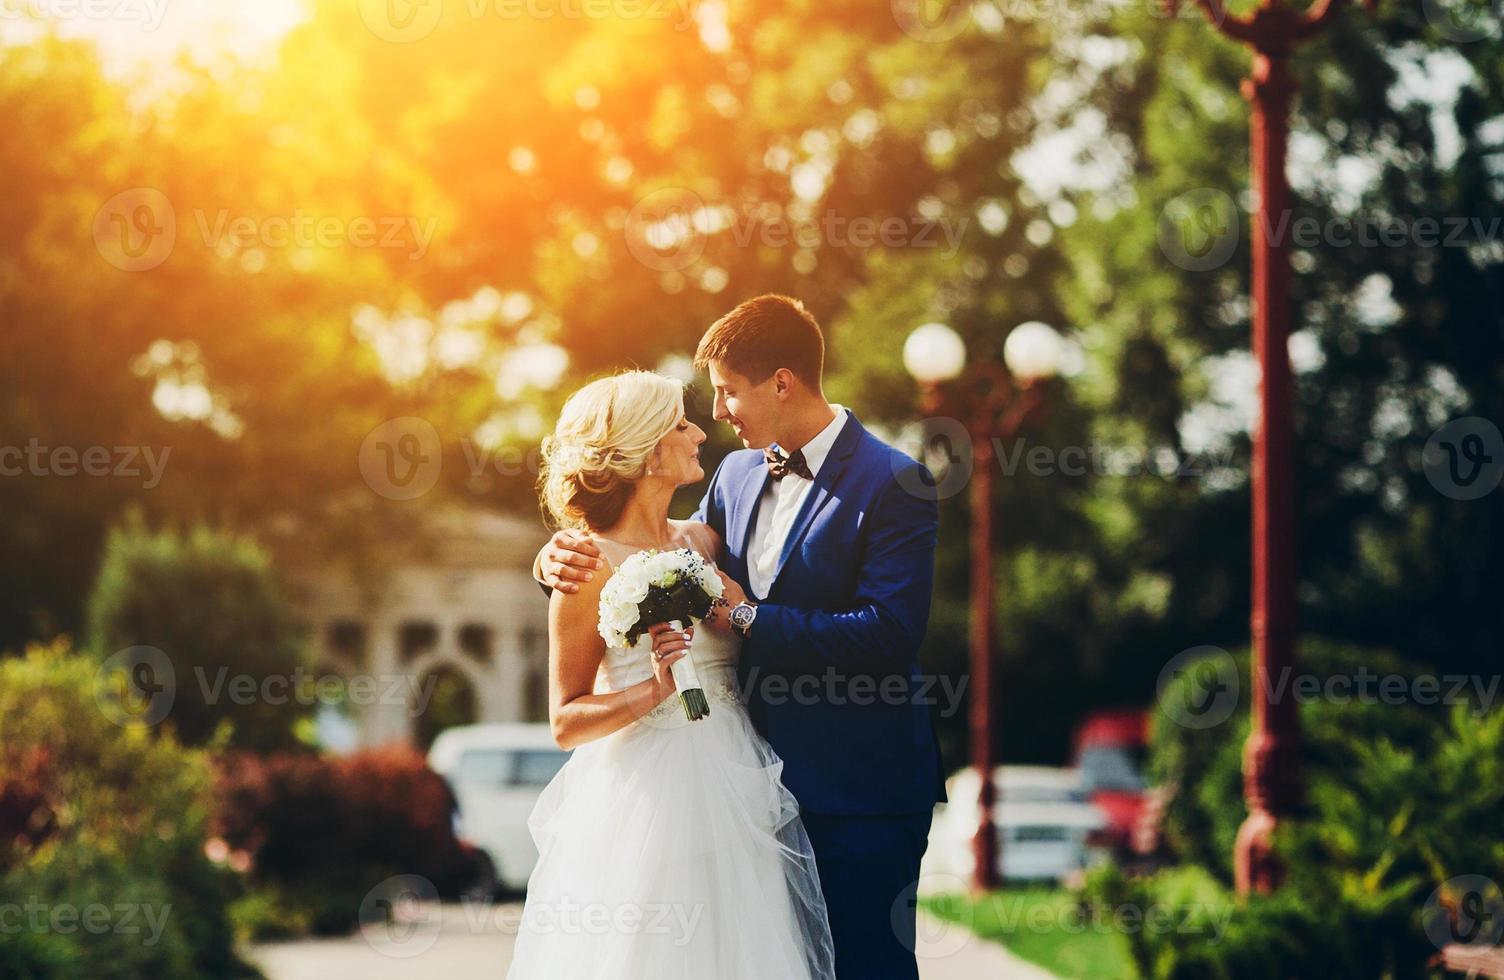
[1,0,1501,977]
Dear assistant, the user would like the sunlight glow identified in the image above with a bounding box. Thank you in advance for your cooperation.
[0,0,307,78]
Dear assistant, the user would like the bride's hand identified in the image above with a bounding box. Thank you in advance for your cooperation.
[647,624,691,699]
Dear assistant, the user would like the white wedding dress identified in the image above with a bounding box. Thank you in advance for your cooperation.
[507,531,836,980]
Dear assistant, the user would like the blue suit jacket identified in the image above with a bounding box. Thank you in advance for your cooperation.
[695,413,947,816]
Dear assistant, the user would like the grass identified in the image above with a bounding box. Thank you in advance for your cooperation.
[920,887,1137,979]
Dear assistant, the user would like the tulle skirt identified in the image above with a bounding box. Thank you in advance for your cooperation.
[507,672,836,980]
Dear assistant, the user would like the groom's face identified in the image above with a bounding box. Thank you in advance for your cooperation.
[707,361,781,450]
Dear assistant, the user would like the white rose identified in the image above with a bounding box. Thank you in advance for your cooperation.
[644,555,671,588]
[696,562,723,597]
[612,561,650,604]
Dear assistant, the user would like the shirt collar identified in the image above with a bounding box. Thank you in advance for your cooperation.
[778,405,847,481]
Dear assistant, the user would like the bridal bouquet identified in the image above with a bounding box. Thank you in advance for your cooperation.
[598,548,724,721]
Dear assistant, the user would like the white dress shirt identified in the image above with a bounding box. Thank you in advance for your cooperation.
[747,406,849,600]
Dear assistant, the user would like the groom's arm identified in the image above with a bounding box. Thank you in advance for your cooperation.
[534,456,731,594]
[744,467,938,676]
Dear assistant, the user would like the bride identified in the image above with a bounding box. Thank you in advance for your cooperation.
[507,371,835,980]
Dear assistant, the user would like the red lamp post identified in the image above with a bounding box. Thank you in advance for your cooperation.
[905,321,1065,893]
[1166,0,1377,895]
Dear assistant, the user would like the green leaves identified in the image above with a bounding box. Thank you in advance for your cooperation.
[624,578,717,647]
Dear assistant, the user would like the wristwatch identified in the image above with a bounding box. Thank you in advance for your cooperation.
[728,601,758,638]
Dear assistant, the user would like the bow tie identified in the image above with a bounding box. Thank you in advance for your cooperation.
[764,446,813,481]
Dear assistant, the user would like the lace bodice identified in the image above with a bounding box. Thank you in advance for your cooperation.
[591,524,742,720]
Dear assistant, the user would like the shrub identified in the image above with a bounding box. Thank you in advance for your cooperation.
[1082,862,1435,979]
[0,930,82,980]
[0,644,250,979]
[86,517,309,752]
[214,745,482,936]
[1116,636,1504,976]
[1150,639,1441,882]
[226,888,315,943]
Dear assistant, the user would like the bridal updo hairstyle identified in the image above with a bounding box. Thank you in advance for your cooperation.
[540,371,685,532]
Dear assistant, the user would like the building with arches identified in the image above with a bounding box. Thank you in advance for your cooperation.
[284,507,551,749]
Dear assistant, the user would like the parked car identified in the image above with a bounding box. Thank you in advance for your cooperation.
[427,723,570,893]
[1071,709,1151,856]
[923,765,1109,886]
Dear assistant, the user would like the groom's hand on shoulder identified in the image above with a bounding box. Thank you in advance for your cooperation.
[539,529,604,594]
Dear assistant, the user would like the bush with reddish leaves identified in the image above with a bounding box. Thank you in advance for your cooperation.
[214,745,483,935]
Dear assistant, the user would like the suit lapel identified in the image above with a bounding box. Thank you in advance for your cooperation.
[730,459,771,564]
[767,413,864,592]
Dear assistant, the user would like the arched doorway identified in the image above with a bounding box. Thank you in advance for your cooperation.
[414,663,479,750]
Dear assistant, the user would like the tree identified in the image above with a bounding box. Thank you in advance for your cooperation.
[86,518,309,752]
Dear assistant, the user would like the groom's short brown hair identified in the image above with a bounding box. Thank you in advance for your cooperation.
[694,294,824,386]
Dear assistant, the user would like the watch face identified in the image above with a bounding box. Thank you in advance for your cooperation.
[731,604,754,630]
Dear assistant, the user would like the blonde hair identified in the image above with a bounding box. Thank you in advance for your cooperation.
[539,371,685,532]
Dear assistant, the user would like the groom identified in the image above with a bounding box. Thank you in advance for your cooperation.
[537,294,946,979]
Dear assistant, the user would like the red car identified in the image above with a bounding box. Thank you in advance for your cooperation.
[1072,709,1153,856]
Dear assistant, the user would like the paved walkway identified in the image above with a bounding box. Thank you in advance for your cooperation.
[248,903,1061,980]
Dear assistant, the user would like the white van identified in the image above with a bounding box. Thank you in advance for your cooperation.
[921,765,1109,888]
[427,723,571,893]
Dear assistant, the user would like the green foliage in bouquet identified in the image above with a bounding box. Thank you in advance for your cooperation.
[600,549,722,649]
[598,550,724,722]
[626,556,719,648]
[626,576,719,648]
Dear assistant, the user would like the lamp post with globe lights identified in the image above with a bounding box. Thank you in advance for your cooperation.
[1164,0,1379,896]
[904,319,1065,893]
